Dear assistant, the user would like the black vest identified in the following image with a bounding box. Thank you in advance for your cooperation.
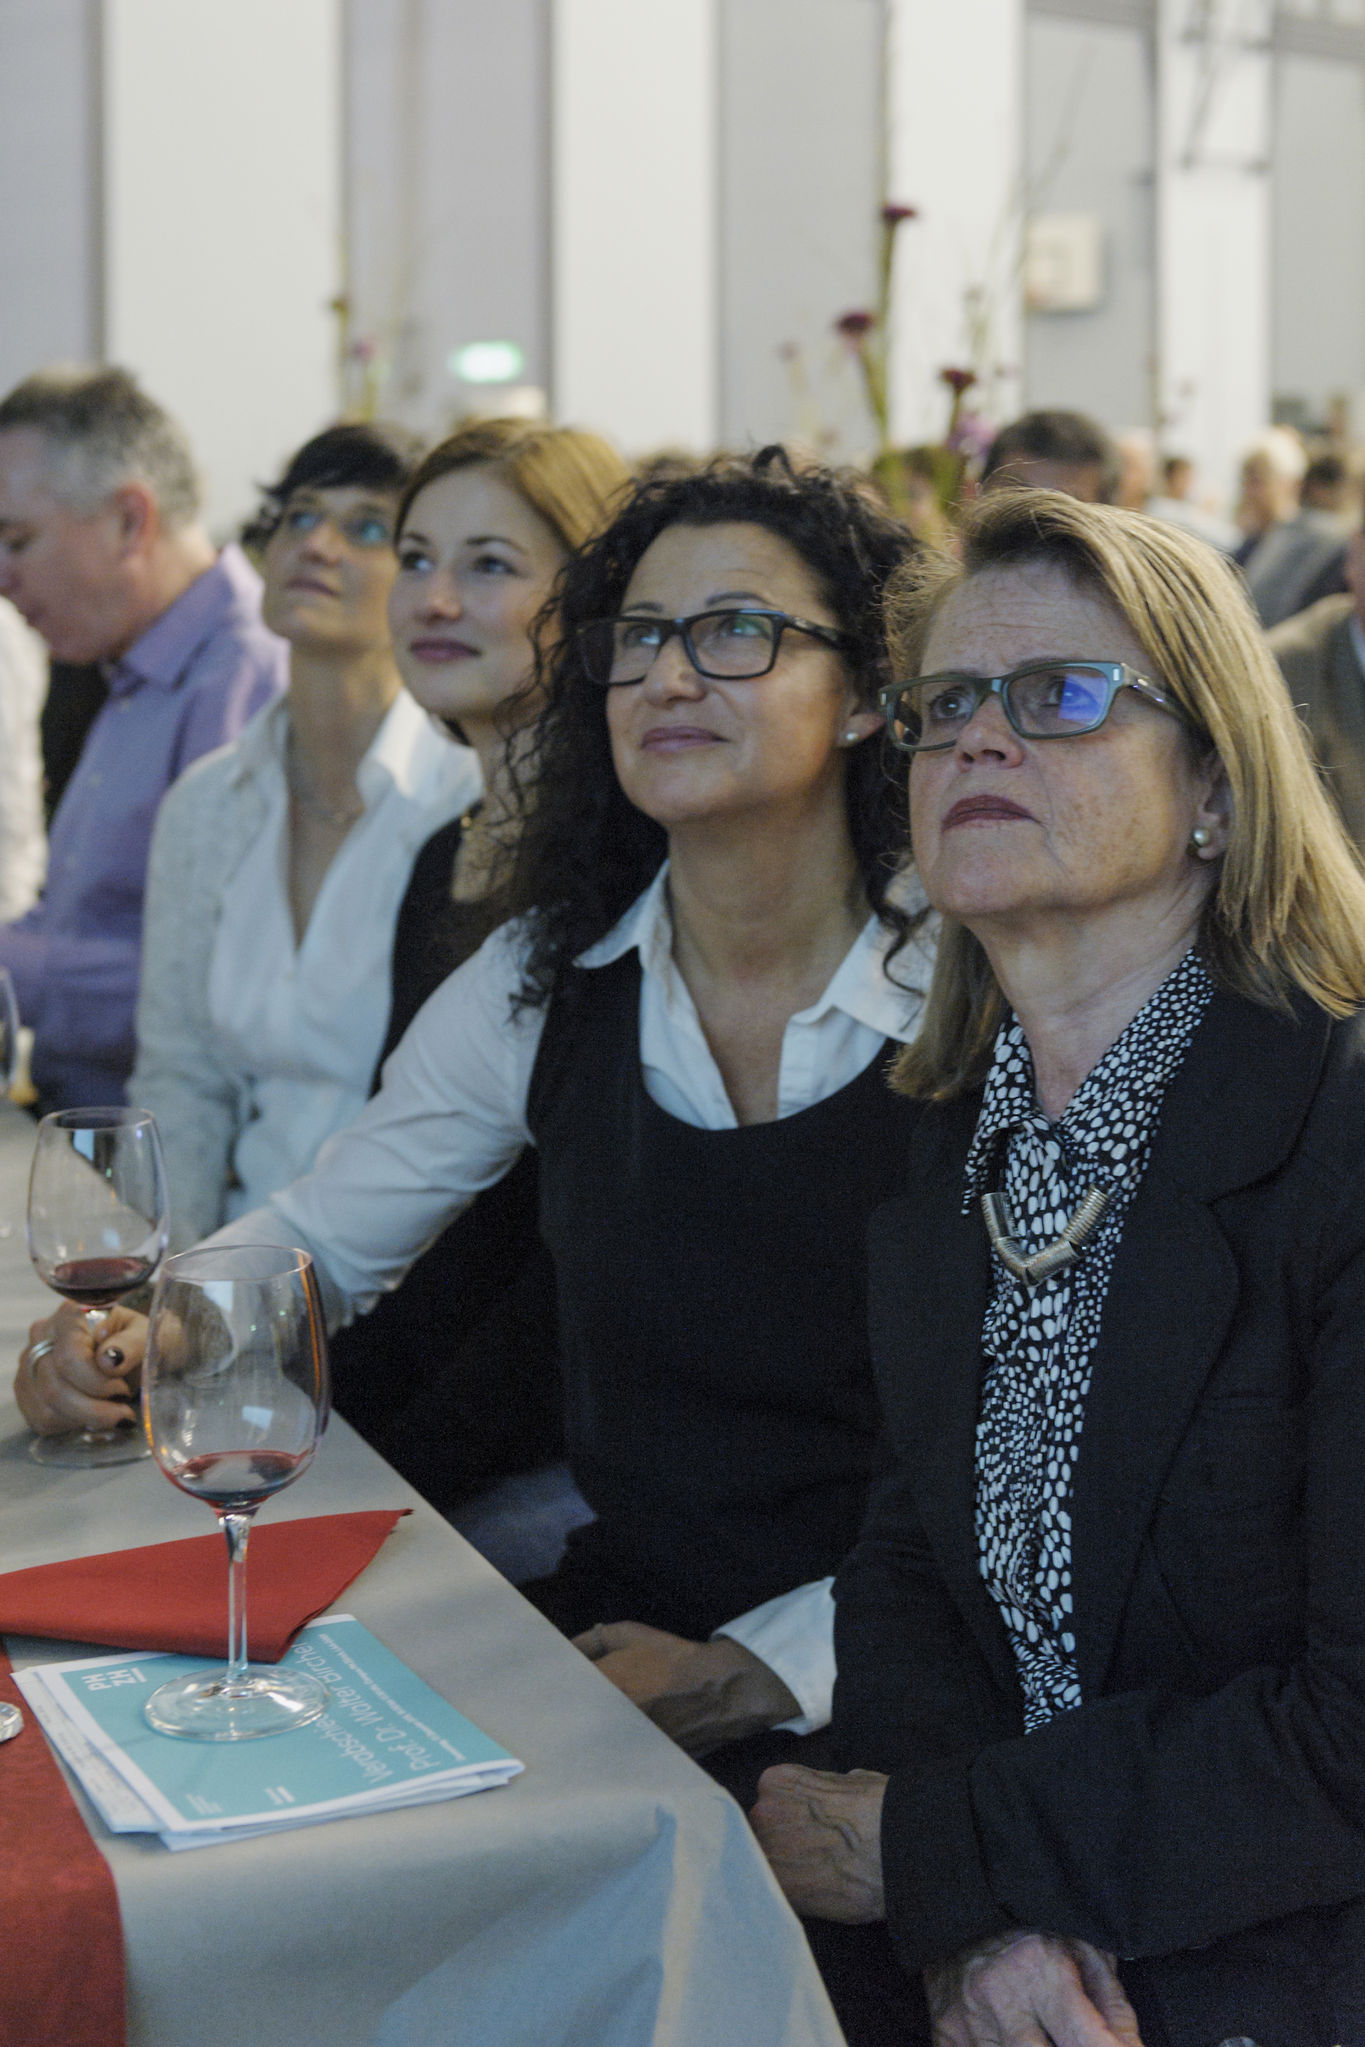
[527,951,919,1636]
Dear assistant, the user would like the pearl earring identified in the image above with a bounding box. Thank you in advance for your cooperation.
[843,729,859,745]
[1189,824,1212,852]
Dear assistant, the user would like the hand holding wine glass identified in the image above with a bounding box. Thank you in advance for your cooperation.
[141,1242,330,1741]
[26,1107,169,1468]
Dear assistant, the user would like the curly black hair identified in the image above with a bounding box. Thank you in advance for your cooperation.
[503,445,922,1012]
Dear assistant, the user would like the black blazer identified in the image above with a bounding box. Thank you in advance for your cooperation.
[835,990,1365,2047]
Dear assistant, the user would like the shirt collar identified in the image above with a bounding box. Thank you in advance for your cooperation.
[228,687,482,814]
[106,543,264,696]
[576,861,931,1044]
[354,688,480,809]
[963,947,1215,1203]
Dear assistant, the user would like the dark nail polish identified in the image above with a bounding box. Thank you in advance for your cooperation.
[103,1346,125,1368]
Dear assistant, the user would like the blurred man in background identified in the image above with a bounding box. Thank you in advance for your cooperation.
[1268,518,1365,856]
[0,366,285,1109]
[979,408,1120,503]
[1237,428,1349,627]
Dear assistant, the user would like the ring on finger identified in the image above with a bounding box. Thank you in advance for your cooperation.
[25,1337,55,1366]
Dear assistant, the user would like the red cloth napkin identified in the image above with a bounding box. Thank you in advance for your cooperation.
[0,1510,410,1663]
[0,1645,126,2047]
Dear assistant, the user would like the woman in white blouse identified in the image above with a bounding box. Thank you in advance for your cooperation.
[20,451,930,1797]
[323,417,630,1520]
[129,423,480,1244]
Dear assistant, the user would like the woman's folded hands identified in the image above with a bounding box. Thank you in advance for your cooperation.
[750,1764,1145,2046]
[926,1931,1144,2047]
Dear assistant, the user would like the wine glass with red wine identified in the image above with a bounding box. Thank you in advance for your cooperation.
[26,1107,170,1468]
[141,1242,330,1741]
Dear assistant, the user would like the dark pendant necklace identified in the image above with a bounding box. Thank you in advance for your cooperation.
[981,1181,1112,1293]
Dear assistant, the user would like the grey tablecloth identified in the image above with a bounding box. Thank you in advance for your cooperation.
[0,1107,845,2047]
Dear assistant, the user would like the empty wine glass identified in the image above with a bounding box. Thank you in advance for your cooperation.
[27,1107,169,1469]
[141,1241,330,1741]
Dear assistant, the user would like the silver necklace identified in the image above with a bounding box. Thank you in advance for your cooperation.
[981,1182,1112,1293]
[286,740,364,829]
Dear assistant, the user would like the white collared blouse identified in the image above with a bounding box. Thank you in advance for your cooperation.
[132,690,481,1245]
[211,866,933,1725]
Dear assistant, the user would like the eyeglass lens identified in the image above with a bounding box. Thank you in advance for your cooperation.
[894,664,1116,748]
[585,610,781,685]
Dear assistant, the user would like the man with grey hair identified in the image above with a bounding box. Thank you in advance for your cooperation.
[1236,428,1349,629]
[0,365,286,1109]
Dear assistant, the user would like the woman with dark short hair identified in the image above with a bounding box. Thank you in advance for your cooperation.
[129,421,477,1247]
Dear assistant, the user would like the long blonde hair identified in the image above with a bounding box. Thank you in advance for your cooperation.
[890,488,1365,1101]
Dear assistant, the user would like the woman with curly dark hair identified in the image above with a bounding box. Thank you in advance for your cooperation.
[19,448,931,1782]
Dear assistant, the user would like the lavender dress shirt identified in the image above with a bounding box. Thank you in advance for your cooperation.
[0,544,287,1107]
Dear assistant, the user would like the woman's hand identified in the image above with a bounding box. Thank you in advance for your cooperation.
[925,1931,1145,2047]
[749,1761,887,1920]
[573,1621,800,1755]
[14,1301,150,1435]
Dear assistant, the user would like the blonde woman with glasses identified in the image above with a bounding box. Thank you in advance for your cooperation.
[754,487,1365,2046]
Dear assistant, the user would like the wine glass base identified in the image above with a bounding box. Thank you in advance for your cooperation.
[143,1667,329,1742]
[28,1428,150,1469]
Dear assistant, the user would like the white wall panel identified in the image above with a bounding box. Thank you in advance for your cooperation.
[718,0,883,455]
[344,0,550,437]
[886,0,1025,441]
[103,0,340,535]
[1023,16,1155,434]
[1154,0,1272,503]
[0,0,101,392]
[1271,51,1365,428]
[552,0,717,452]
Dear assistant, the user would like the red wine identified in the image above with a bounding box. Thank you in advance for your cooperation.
[50,1255,157,1307]
[169,1449,310,1512]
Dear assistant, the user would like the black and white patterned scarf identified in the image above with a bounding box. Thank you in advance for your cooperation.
[962,948,1214,1729]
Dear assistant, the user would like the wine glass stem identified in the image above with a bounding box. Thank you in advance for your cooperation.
[220,1510,254,1685]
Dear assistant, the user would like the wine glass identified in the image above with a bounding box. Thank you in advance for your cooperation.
[26,1107,170,1469]
[141,1242,330,1742]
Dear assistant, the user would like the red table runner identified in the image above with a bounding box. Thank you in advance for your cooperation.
[0,1508,411,2047]
[0,1646,125,2047]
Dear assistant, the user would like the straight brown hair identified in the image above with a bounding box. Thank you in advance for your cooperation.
[396,417,629,555]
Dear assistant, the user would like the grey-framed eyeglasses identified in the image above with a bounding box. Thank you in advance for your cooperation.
[575,608,853,688]
[878,659,1190,753]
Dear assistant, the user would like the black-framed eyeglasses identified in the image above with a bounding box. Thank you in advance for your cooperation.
[575,608,853,688]
[878,660,1190,753]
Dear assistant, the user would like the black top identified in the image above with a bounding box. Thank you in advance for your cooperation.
[527,950,918,1637]
[327,817,562,1508]
[378,815,504,1066]
[41,663,108,822]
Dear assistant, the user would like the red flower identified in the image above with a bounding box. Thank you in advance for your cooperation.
[881,203,919,226]
[940,366,977,395]
[835,310,877,340]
